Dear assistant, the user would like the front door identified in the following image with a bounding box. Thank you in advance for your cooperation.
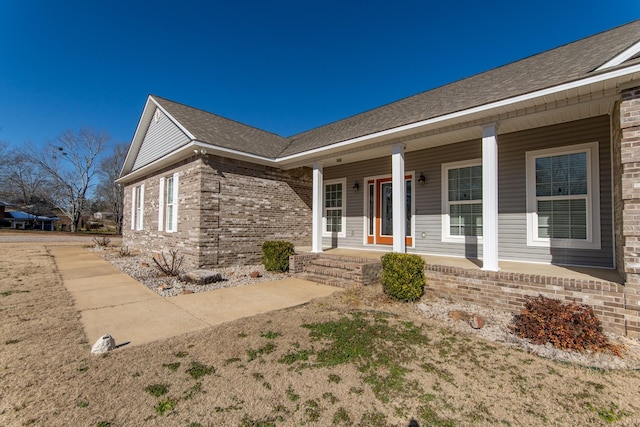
[367,176,413,246]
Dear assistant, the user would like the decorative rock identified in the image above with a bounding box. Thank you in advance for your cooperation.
[91,334,115,355]
[249,271,261,278]
[182,289,194,295]
[448,310,469,322]
[141,262,149,267]
[469,315,485,329]
[157,283,172,291]
[181,270,223,285]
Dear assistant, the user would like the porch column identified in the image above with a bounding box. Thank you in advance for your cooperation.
[482,124,499,271]
[392,144,406,253]
[311,161,323,253]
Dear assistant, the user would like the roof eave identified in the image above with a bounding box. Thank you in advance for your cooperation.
[275,63,640,167]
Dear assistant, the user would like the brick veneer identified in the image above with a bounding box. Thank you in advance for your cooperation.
[619,86,640,336]
[424,265,630,336]
[123,154,312,270]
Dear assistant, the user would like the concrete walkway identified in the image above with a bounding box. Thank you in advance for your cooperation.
[49,246,340,348]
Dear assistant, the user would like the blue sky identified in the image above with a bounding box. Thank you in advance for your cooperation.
[0,1,638,150]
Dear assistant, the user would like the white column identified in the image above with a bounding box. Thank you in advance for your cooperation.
[312,162,324,253]
[482,124,499,271]
[392,144,406,253]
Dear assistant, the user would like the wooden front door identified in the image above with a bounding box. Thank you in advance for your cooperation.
[367,176,412,246]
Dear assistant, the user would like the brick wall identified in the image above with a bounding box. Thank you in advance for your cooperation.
[122,157,203,269]
[424,265,631,336]
[210,155,312,266]
[619,86,640,335]
[123,154,312,270]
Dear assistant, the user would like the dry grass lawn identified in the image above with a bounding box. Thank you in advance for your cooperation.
[2,241,640,426]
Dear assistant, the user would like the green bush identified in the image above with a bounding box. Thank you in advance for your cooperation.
[380,253,425,302]
[262,241,295,272]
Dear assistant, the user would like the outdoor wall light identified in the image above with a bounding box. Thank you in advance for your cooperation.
[353,181,360,192]
[418,172,426,186]
[193,148,207,156]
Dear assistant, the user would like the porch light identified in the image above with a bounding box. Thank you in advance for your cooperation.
[418,172,426,186]
[353,181,360,192]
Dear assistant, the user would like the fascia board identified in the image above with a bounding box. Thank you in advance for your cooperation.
[119,96,155,177]
[596,40,640,71]
[116,141,278,184]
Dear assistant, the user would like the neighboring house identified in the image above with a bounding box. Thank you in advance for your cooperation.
[3,211,59,231]
[119,20,640,337]
[0,201,7,223]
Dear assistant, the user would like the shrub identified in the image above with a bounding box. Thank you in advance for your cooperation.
[92,236,111,247]
[509,295,624,356]
[380,253,425,302]
[262,241,295,272]
[152,249,184,276]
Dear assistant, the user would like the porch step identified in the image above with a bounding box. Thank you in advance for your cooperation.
[296,273,355,289]
[290,253,382,289]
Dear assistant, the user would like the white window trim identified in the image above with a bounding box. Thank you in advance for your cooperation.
[525,142,600,249]
[131,184,144,231]
[441,159,483,243]
[323,178,346,238]
[158,177,165,231]
[158,173,179,233]
[168,173,179,232]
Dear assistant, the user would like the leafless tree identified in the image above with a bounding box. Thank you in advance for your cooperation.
[0,150,52,214]
[96,142,128,234]
[31,128,109,232]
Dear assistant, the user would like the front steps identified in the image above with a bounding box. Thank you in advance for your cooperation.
[290,253,382,288]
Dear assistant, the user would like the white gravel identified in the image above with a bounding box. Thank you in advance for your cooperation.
[90,247,290,297]
[416,296,640,370]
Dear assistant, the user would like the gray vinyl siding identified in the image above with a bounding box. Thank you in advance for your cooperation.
[322,115,613,268]
[132,108,191,171]
[498,115,612,267]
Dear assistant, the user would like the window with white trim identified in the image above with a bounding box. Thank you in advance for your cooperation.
[526,142,600,249]
[158,172,179,233]
[131,184,144,231]
[442,160,482,240]
[323,179,346,237]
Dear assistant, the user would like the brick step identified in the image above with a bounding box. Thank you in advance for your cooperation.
[290,253,382,287]
[295,273,356,289]
[314,254,381,265]
[302,264,361,282]
[308,257,364,272]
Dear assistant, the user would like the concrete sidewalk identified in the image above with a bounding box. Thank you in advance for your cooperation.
[49,246,340,347]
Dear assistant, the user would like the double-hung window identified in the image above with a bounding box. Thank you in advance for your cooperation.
[526,142,600,249]
[323,179,346,237]
[158,172,179,233]
[442,160,482,240]
[131,184,144,230]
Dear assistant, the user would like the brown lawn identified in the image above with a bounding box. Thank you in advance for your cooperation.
[1,239,640,426]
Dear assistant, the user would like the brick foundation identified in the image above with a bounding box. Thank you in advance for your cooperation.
[423,264,639,337]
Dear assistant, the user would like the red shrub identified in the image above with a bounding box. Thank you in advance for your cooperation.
[509,295,624,357]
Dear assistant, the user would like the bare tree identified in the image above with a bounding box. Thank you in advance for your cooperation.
[96,143,128,234]
[0,150,52,214]
[32,128,109,232]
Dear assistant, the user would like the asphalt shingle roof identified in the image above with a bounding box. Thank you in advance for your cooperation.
[281,20,640,156]
[151,96,292,159]
[149,20,640,160]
